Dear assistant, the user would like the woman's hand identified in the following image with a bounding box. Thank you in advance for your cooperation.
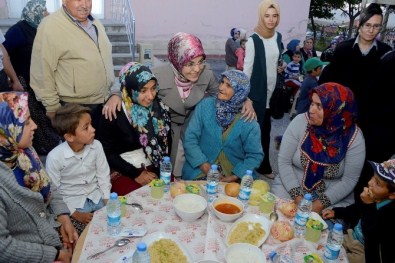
[311,199,324,213]
[57,247,72,263]
[71,211,93,224]
[102,95,122,121]
[199,162,211,175]
[277,61,287,73]
[57,215,78,250]
[135,170,157,186]
[321,209,335,220]
[241,98,257,122]
[220,174,238,183]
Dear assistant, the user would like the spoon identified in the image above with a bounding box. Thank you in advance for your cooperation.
[86,238,130,260]
[269,202,279,222]
[125,202,143,211]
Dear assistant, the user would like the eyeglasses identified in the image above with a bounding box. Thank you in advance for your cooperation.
[362,23,382,31]
[185,59,206,70]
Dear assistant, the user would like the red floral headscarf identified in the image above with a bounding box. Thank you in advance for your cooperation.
[300,83,358,190]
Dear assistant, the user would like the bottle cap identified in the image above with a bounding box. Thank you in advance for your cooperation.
[163,156,170,162]
[304,193,312,200]
[245,170,253,175]
[334,223,343,231]
[110,192,118,199]
[137,242,147,251]
[269,251,277,261]
[211,164,218,170]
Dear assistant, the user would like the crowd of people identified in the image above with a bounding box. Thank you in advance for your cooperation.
[0,0,394,262]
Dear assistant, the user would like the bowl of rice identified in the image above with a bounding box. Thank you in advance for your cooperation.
[173,193,207,222]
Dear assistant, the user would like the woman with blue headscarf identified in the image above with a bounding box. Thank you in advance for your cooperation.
[183,70,263,181]
[282,39,300,64]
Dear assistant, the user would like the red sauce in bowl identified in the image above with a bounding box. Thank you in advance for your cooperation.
[215,203,241,214]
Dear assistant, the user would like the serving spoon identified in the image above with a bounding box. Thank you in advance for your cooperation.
[87,238,130,260]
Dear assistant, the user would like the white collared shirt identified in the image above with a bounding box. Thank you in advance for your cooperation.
[46,140,111,214]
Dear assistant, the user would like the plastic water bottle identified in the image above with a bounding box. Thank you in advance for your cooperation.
[238,170,254,207]
[269,251,294,263]
[206,164,219,202]
[107,192,122,236]
[294,193,312,238]
[323,223,344,263]
[132,242,151,263]
[160,156,172,192]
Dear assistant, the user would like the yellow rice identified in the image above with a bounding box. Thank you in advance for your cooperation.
[148,238,188,263]
[228,222,265,246]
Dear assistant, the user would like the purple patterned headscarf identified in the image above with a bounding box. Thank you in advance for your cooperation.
[168,32,206,82]
[216,70,250,129]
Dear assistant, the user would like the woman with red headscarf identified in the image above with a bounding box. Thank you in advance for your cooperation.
[272,83,365,214]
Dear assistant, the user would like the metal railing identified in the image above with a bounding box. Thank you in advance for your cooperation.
[111,0,136,61]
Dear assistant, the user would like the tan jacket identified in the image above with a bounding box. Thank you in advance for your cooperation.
[30,8,114,112]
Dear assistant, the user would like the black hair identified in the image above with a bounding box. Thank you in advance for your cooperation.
[359,3,383,28]
[293,51,302,56]
[240,39,247,45]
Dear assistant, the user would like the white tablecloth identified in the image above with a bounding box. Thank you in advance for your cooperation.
[78,184,349,263]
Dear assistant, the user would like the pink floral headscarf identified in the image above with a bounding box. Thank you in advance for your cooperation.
[0,92,50,200]
[168,32,206,82]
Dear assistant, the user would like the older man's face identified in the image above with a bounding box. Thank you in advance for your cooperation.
[63,0,92,23]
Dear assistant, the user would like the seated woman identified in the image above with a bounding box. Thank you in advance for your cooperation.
[0,92,77,263]
[97,62,171,195]
[182,70,263,182]
[271,82,365,213]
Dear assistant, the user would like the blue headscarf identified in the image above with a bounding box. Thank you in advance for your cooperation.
[216,70,250,129]
[286,39,300,52]
[230,28,240,41]
[0,92,50,200]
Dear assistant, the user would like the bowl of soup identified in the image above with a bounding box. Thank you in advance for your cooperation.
[173,193,207,222]
[212,196,244,222]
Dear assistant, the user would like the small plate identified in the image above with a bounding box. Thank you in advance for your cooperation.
[226,213,270,247]
[310,211,328,230]
[141,232,193,263]
[225,243,266,263]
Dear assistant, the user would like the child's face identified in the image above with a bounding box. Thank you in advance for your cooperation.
[312,66,323,77]
[292,54,301,63]
[241,42,246,49]
[67,113,95,146]
[218,77,235,101]
[17,113,37,149]
[365,174,394,202]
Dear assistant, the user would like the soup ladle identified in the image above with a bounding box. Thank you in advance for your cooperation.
[125,202,143,211]
[86,238,130,260]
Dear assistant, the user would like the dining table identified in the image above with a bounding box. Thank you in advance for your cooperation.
[72,181,349,263]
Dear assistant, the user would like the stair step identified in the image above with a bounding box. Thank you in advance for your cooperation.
[107,32,129,42]
[112,53,133,65]
[112,42,131,53]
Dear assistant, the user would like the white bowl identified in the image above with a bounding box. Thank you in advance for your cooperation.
[225,243,266,263]
[211,196,244,222]
[173,193,207,222]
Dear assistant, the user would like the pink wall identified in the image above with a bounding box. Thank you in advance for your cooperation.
[131,0,312,55]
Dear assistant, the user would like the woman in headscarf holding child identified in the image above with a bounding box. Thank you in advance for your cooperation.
[98,62,171,195]
[272,83,365,213]
[0,92,77,263]
[183,70,263,181]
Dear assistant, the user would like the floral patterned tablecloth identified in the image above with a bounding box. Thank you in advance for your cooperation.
[78,184,349,263]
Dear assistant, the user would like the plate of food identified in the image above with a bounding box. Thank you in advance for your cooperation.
[141,232,193,263]
[310,211,328,230]
[226,213,270,247]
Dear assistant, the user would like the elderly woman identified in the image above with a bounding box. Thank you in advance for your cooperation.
[104,33,255,177]
[271,83,365,214]
[183,70,263,182]
[0,92,77,263]
[98,62,171,195]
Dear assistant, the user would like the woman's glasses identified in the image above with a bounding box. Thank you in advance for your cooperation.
[362,23,382,31]
[185,59,206,70]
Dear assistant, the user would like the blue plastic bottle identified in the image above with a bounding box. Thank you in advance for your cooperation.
[107,192,122,236]
[294,193,312,237]
[238,170,254,207]
[323,223,344,263]
[206,164,219,202]
[160,156,172,192]
[132,242,151,263]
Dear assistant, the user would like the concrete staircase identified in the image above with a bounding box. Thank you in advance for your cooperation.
[0,19,133,77]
